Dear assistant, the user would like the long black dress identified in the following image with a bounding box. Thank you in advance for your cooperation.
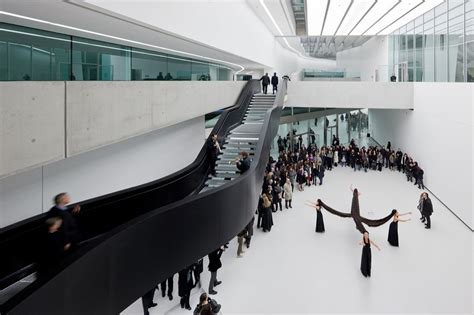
[387,221,399,246]
[315,210,325,233]
[262,206,273,232]
[360,238,372,277]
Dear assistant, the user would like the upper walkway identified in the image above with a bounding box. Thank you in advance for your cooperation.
[286,81,414,109]
[1,81,414,178]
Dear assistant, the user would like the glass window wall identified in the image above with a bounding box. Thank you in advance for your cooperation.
[0,23,70,80]
[467,0,474,81]
[390,0,473,82]
[0,23,234,81]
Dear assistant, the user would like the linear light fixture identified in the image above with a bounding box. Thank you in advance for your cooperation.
[307,0,446,36]
[0,10,245,73]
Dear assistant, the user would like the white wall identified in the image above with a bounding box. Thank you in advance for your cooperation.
[287,82,414,109]
[337,36,389,82]
[369,83,473,229]
[0,117,205,228]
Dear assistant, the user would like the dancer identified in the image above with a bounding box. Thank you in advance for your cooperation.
[317,185,396,234]
[359,232,380,277]
[305,200,325,233]
[387,210,411,246]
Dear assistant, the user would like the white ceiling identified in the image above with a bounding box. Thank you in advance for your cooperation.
[0,0,265,72]
[307,0,445,36]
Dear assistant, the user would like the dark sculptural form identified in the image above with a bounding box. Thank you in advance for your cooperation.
[316,187,396,234]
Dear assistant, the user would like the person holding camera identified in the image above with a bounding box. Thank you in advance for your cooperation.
[207,134,221,176]
[235,151,251,174]
[193,292,221,315]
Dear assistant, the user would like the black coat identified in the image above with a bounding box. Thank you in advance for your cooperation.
[208,248,223,272]
[178,267,194,296]
[206,138,218,159]
[38,230,67,275]
[237,157,251,174]
[46,206,80,245]
[271,75,278,86]
[260,75,270,85]
[421,198,433,216]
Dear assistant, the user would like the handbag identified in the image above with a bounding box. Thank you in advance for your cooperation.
[209,298,221,313]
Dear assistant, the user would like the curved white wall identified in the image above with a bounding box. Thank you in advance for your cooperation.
[0,117,205,228]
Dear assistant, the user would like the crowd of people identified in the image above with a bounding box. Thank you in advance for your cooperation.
[39,127,433,314]
[274,133,426,190]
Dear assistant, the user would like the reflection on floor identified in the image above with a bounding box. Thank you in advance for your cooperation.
[122,166,472,314]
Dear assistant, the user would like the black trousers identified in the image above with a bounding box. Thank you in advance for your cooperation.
[180,293,190,308]
[418,178,424,189]
[425,215,431,228]
[142,288,156,315]
[209,156,217,175]
[160,276,173,297]
[262,84,268,94]
[274,198,282,211]
[272,85,277,94]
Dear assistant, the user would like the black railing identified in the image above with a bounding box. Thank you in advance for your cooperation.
[1,79,286,314]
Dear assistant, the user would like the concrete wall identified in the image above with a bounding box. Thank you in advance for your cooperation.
[0,82,65,177]
[0,117,205,228]
[0,81,245,178]
[336,36,390,82]
[286,82,414,109]
[369,83,473,229]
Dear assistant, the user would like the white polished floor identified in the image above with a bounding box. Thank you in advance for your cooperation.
[122,166,473,314]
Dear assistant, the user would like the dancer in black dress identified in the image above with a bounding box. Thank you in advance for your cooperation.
[359,232,380,277]
[387,210,411,246]
[306,200,325,233]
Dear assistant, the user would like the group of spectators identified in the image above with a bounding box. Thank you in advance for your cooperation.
[274,133,426,190]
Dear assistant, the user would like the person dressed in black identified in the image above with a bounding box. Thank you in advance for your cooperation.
[317,165,325,186]
[193,292,221,315]
[206,134,221,176]
[305,200,325,233]
[39,217,70,276]
[259,73,270,94]
[192,259,204,288]
[244,216,254,248]
[390,73,397,82]
[420,192,433,229]
[359,232,380,277]
[315,202,325,233]
[178,265,194,310]
[261,187,274,232]
[387,210,411,247]
[164,72,173,80]
[271,72,278,94]
[235,151,250,174]
[160,274,174,301]
[141,287,157,315]
[208,246,224,295]
[46,192,81,249]
[157,72,164,80]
